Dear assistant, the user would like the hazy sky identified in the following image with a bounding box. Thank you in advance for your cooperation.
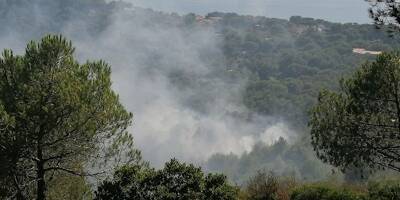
[127,0,372,23]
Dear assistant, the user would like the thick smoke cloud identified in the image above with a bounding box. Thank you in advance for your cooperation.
[70,9,296,166]
[0,1,301,167]
[123,0,371,23]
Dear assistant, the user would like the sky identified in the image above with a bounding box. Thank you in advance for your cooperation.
[127,0,372,23]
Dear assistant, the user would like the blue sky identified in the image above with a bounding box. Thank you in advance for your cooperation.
[128,0,372,23]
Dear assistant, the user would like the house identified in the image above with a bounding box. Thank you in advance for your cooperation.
[352,48,382,55]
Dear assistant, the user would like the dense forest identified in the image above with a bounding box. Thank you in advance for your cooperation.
[2,0,400,199]
[198,12,400,182]
[1,0,398,129]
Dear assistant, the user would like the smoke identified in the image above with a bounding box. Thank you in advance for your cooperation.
[72,8,297,166]
[0,1,296,167]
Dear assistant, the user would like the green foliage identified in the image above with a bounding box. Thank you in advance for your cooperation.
[0,35,134,199]
[368,0,400,34]
[95,159,238,200]
[155,159,205,199]
[309,52,400,172]
[204,173,238,200]
[239,171,298,200]
[240,179,400,200]
[245,171,280,200]
[368,180,400,200]
[47,175,92,200]
[2,1,399,129]
[206,138,333,184]
[290,185,364,200]
[2,0,400,191]
[217,14,400,126]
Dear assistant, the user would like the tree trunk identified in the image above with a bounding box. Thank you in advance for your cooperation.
[13,174,26,200]
[36,142,46,200]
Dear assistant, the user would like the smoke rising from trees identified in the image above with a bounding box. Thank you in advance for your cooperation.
[0,1,296,167]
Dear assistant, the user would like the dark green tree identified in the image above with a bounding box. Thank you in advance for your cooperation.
[309,52,400,172]
[0,35,134,200]
[95,159,238,200]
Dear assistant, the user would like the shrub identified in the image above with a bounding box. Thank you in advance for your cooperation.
[290,185,364,200]
[368,180,400,200]
[95,159,238,200]
[243,171,298,200]
[245,171,279,200]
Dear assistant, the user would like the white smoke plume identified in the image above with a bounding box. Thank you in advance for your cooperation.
[70,6,299,166]
[0,1,297,167]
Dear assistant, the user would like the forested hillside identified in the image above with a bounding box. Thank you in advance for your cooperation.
[1,0,400,185]
[198,13,400,183]
[2,0,398,126]
[211,12,398,125]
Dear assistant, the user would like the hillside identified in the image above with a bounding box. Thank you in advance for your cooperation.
[1,0,400,184]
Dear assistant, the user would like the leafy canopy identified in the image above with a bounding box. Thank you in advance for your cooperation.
[368,0,400,34]
[0,35,134,199]
[95,159,238,200]
[309,52,400,172]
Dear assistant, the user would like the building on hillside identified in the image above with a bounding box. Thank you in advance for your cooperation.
[196,15,222,25]
[352,48,382,55]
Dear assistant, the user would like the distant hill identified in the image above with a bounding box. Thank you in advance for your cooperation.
[197,12,399,127]
[1,0,399,183]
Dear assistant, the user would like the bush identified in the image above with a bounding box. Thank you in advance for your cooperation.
[95,159,238,200]
[246,171,279,200]
[368,180,400,200]
[290,185,364,200]
[242,171,297,200]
